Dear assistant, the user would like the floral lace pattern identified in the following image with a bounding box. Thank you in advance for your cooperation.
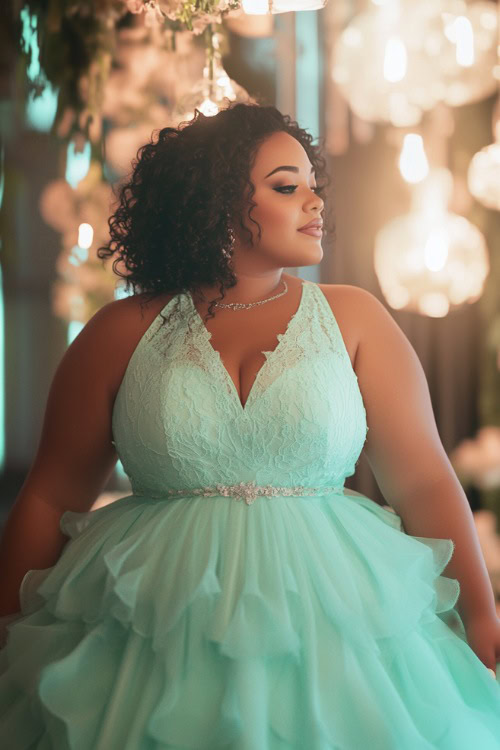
[112,281,368,499]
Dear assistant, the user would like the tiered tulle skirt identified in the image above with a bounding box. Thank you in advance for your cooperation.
[1,488,499,749]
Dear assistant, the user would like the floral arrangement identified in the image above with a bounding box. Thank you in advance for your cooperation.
[126,0,242,33]
[11,0,248,324]
[13,0,244,146]
[15,0,129,144]
[44,19,218,324]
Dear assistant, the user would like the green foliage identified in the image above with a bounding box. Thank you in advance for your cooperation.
[14,0,241,141]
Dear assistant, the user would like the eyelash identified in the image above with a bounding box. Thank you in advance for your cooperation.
[274,185,322,195]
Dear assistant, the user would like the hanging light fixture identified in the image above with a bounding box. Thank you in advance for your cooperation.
[374,168,489,317]
[241,0,327,14]
[332,2,446,127]
[467,69,500,211]
[332,0,498,126]
[438,1,498,107]
[468,124,500,211]
[174,27,252,122]
[225,6,273,35]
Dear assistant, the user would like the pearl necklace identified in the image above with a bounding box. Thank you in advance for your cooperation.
[213,279,289,310]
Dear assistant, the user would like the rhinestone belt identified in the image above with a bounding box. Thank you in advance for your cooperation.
[133,481,345,506]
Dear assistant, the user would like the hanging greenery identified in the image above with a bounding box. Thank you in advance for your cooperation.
[14,0,242,145]
[16,1,127,145]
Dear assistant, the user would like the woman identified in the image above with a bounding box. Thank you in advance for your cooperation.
[0,102,499,748]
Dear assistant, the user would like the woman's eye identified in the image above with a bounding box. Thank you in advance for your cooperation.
[274,185,322,194]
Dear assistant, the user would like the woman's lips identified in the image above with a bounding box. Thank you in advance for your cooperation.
[298,226,323,237]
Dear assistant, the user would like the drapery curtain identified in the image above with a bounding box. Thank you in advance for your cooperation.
[321,99,500,520]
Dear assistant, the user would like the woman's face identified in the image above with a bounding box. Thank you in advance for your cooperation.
[233,130,325,270]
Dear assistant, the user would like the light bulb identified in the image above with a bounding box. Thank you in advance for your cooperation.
[451,16,474,67]
[398,134,429,183]
[424,228,448,272]
[198,98,220,117]
[383,36,407,82]
[78,222,94,249]
[241,0,269,12]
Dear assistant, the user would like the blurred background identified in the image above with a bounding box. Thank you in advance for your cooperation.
[1,0,500,607]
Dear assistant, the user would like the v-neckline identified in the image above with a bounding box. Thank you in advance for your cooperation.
[187,280,309,413]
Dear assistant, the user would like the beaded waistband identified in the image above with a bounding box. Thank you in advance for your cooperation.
[133,481,345,506]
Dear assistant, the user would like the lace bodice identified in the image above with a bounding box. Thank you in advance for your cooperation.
[111,281,369,498]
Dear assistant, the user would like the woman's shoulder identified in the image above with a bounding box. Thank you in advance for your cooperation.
[315,282,377,308]
[95,290,176,322]
[73,291,178,396]
[315,284,393,331]
[313,283,375,369]
[315,283,409,372]
[88,290,179,342]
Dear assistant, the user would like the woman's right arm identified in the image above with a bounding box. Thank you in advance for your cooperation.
[0,299,138,617]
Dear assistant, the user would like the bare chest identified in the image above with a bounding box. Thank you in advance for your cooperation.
[120,282,359,413]
[197,283,358,411]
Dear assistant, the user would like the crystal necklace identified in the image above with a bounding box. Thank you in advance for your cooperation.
[213,279,289,311]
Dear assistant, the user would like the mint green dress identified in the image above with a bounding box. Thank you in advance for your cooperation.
[1,280,499,749]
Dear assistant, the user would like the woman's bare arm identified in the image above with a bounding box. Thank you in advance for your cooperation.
[352,287,497,624]
[0,296,150,616]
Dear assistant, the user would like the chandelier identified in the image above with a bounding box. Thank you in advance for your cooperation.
[332,0,498,126]
[174,28,252,122]
[438,1,498,107]
[374,169,489,317]
[467,90,500,211]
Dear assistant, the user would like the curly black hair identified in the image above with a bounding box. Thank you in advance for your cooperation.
[97,101,331,322]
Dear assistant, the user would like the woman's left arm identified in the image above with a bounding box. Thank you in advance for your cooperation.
[392,472,499,671]
[348,286,499,671]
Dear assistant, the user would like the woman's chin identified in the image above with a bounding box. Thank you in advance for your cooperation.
[293,245,324,267]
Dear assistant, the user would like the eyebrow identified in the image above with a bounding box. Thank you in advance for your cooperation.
[265,165,315,178]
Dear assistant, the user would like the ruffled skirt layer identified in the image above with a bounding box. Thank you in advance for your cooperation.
[1,488,499,749]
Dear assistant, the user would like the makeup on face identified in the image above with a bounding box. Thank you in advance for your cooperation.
[263,164,323,235]
[239,131,325,271]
